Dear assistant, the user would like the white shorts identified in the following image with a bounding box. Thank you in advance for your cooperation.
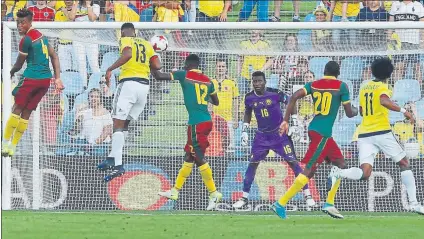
[358,132,406,167]
[112,81,149,120]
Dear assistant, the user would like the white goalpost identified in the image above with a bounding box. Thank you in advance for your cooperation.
[2,21,424,212]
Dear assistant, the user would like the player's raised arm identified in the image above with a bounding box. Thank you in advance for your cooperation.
[10,53,27,77]
[150,56,173,81]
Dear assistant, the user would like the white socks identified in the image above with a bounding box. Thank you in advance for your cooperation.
[401,170,418,205]
[341,167,363,180]
[108,132,125,166]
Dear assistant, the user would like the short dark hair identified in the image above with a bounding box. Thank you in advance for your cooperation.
[371,57,393,81]
[185,54,200,68]
[323,61,340,77]
[252,71,266,81]
[121,22,135,31]
[17,8,33,21]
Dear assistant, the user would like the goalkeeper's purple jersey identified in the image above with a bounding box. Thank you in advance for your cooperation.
[244,88,290,132]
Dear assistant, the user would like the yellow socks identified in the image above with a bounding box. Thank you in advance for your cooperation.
[11,119,29,146]
[199,163,216,193]
[3,114,20,141]
[326,178,341,205]
[174,162,194,190]
[278,174,309,206]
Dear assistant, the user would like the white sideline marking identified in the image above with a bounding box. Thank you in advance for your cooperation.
[29,211,416,218]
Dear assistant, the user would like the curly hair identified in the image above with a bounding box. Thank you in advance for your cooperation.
[16,8,33,21]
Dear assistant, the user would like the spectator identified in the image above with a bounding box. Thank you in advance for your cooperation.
[357,0,388,50]
[297,70,315,143]
[183,0,196,24]
[197,0,231,22]
[99,77,114,112]
[312,6,331,51]
[69,88,112,156]
[271,0,301,22]
[2,1,8,20]
[205,112,230,157]
[211,57,240,151]
[238,30,272,94]
[113,0,140,23]
[139,0,154,22]
[4,0,27,20]
[196,0,231,49]
[262,34,306,93]
[238,0,269,22]
[153,0,184,23]
[65,0,101,87]
[388,0,424,85]
[55,0,76,72]
[28,1,55,21]
[329,0,360,47]
[46,0,66,11]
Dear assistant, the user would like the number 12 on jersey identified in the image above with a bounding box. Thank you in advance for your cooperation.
[195,83,208,105]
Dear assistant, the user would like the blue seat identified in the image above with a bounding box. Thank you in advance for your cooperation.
[333,118,357,146]
[340,57,364,81]
[267,74,280,89]
[73,92,88,111]
[61,71,84,95]
[55,109,75,155]
[309,57,331,79]
[392,79,421,104]
[100,52,120,74]
[415,100,424,119]
[86,73,116,92]
[389,111,405,124]
[343,79,354,96]
[298,30,313,52]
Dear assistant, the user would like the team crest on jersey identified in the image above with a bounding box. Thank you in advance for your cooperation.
[44,12,49,17]
[254,102,258,107]
[266,99,272,105]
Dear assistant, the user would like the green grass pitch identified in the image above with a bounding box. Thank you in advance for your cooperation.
[3,211,424,239]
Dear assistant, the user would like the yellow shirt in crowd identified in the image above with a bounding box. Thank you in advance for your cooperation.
[240,39,270,79]
[198,0,224,17]
[211,79,240,122]
[333,1,360,17]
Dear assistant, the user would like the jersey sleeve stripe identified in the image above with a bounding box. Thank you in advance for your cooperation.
[18,51,28,55]
[149,55,159,63]
[210,91,218,95]
[302,88,308,95]
[342,100,351,105]
[170,73,174,81]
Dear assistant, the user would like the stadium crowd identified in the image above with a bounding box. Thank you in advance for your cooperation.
[1,0,423,158]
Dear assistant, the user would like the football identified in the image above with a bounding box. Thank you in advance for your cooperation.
[150,35,169,52]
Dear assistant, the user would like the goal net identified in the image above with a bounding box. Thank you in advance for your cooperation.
[2,22,424,212]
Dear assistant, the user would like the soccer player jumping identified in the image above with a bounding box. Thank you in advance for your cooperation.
[329,58,424,215]
[273,61,358,219]
[232,71,316,209]
[154,54,223,211]
[2,8,64,157]
[97,23,162,182]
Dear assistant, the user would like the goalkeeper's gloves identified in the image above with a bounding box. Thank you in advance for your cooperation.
[241,123,249,147]
[288,114,301,142]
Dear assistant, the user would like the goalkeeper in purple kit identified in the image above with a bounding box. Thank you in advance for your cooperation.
[233,71,315,209]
